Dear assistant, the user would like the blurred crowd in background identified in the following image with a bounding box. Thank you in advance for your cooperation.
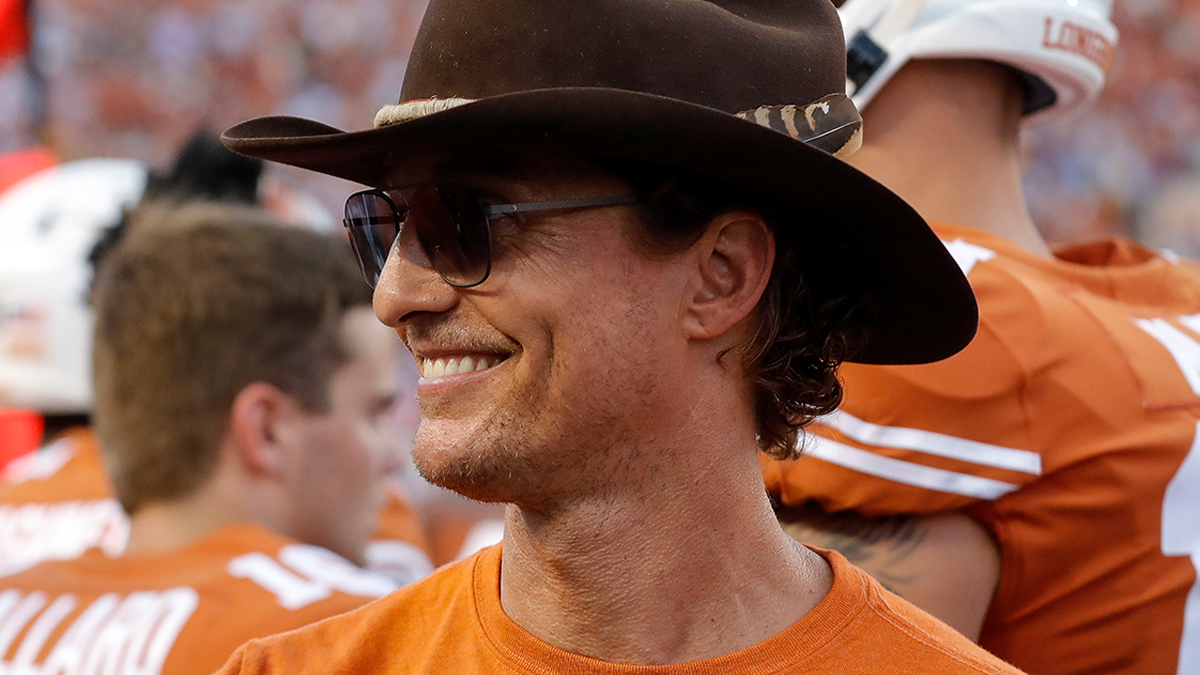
[1026,0,1200,253]
[2,0,1200,252]
[0,0,428,219]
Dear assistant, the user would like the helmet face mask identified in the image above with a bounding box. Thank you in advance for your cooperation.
[840,0,1118,125]
[0,159,146,414]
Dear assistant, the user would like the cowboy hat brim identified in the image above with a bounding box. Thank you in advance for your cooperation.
[223,87,977,365]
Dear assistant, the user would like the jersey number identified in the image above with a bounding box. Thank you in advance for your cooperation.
[1136,316,1200,674]
[227,544,397,610]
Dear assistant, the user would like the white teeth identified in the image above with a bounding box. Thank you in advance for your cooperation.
[421,355,504,379]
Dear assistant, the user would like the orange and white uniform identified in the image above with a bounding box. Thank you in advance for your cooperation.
[0,429,127,576]
[0,428,433,584]
[0,523,396,675]
[364,485,435,584]
[762,223,1200,675]
[217,544,1024,675]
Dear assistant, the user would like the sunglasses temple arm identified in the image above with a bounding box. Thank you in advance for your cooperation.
[485,194,639,217]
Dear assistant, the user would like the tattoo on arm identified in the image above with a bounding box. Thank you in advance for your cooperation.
[775,502,926,594]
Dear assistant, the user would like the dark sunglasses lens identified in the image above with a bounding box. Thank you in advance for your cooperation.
[409,186,491,287]
[344,192,400,287]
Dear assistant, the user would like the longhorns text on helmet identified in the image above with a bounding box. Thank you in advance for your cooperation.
[839,0,1118,125]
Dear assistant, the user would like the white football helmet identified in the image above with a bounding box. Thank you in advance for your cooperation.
[0,159,147,413]
[840,0,1119,124]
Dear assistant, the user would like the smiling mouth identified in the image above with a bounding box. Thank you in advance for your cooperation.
[418,354,510,379]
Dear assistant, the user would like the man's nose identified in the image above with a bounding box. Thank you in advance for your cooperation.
[373,225,458,328]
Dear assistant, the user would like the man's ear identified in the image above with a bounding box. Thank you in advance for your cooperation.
[227,383,295,480]
[682,211,775,341]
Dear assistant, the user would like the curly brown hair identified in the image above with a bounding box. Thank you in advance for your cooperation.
[602,160,874,460]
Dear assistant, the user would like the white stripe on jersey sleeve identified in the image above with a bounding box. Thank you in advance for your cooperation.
[802,436,1022,500]
[822,411,1042,476]
[941,238,997,276]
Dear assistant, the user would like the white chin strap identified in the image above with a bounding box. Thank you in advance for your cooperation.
[843,0,931,97]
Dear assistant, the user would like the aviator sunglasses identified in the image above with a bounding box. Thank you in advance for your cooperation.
[343,186,640,288]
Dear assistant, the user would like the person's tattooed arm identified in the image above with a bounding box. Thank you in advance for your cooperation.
[777,506,928,593]
[776,501,1001,641]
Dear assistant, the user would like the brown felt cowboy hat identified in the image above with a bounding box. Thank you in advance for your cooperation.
[222,0,978,365]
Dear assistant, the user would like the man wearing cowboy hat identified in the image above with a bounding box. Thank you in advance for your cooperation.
[214,0,1026,671]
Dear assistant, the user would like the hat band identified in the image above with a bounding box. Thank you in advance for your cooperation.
[734,94,862,158]
[373,92,861,158]
[374,98,476,127]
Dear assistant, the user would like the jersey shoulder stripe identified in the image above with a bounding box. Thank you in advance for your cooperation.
[822,411,1042,475]
[803,435,1022,500]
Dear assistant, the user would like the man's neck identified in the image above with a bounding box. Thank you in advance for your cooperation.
[849,60,1052,258]
[124,458,253,556]
[497,436,833,665]
[125,502,234,556]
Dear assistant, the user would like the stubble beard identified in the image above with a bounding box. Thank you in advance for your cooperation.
[410,369,566,505]
[410,301,667,511]
[412,410,547,504]
[410,370,636,511]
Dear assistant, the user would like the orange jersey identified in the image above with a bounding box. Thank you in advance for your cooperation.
[0,524,396,675]
[217,544,1024,675]
[762,224,1200,675]
[364,484,435,584]
[0,428,433,584]
[0,429,127,576]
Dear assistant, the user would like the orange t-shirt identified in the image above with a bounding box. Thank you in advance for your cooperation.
[0,428,433,584]
[218,544,1023,674]
[762,224,1200,675]
[0,523,397,675]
